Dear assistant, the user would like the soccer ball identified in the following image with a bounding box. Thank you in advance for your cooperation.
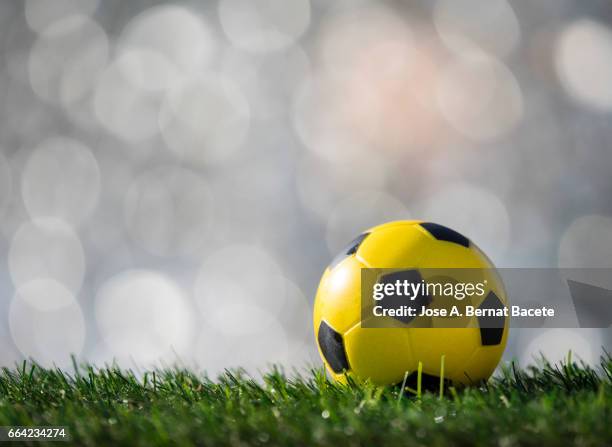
[313,220,508,387]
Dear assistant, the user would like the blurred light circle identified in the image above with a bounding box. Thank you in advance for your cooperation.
[3,25,31,86]
[159,75,250,164]
[296,153,388,222]
[287,340,319,370]
[115,48,179,93]
[194,245,286,336]
[83,148,137,252]
[118,5,216,90]
[9,218,85,293]
[434,0,520,57]
[205,156,300,243]
[319,6,412,74]
[348,46,446,152]
[219,48,259,89]
[58,28,109,109]
[421,182,511,261]
[94,54,161,142]
[9,279,85,368]
[292,75,379,163]
[326,190,409,255]
[218,0,310,53]
[195,319,289,377]
[22,137,101,225]
[318,7,447,152]
[95,270,194,365]
[124,166,214,257]
[436,52,523,141]
[222,46,312,120]
[254,47,312,98]
[0,344,21,368]
[519,329,601,367]
[0,152,12,219]
[29,15,108,105]
[13,278,76,313]
[308,4,447,154]
[558,215,612,268]
[275,278,312,344]
[197,278,280,337]
[25,0,99,33]
[555,19,612,111]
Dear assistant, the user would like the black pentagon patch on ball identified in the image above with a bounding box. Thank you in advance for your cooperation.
[377,269,432,325]
[477,291,505,346]
[328,232,369,270]
[419,222,469,248]
[317,321,350,373]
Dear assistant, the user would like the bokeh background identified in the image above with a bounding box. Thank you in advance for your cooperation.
[0,0,610,375]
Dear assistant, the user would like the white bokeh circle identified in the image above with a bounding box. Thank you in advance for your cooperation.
[296,152,388,222]
[437,52,523,141]
[275,278,312,345]
[196,319,289,377]
[115,48,180,93]
[292,75,380,164]
[93,54,162,142]
[124,166,214,257]
[118,5,216,91]
[218,0,310,53]
[420,183,511,261]
[519,329,602,367]
[9,218,86,293]
[25,0,99,33]
[159,75,251,165]
[434,0,520,57]
[558,215,612,268]
[326,190,409,255]
[0,343,21,368]
[9,279,85,368]
[313,5,448,153]
[0,152,12,219]
[318,5,413,76]
[22,137,101,225]
[555,19,612,111]
[95,270,194,365]
[29,15,108,106]
[194,245,287,336]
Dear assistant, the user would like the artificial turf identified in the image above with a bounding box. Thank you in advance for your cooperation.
[0,353,610,446]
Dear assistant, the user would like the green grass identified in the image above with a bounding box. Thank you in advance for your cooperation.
[0,353,611,446]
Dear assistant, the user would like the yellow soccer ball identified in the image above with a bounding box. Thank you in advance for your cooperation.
[313,220,508,388]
